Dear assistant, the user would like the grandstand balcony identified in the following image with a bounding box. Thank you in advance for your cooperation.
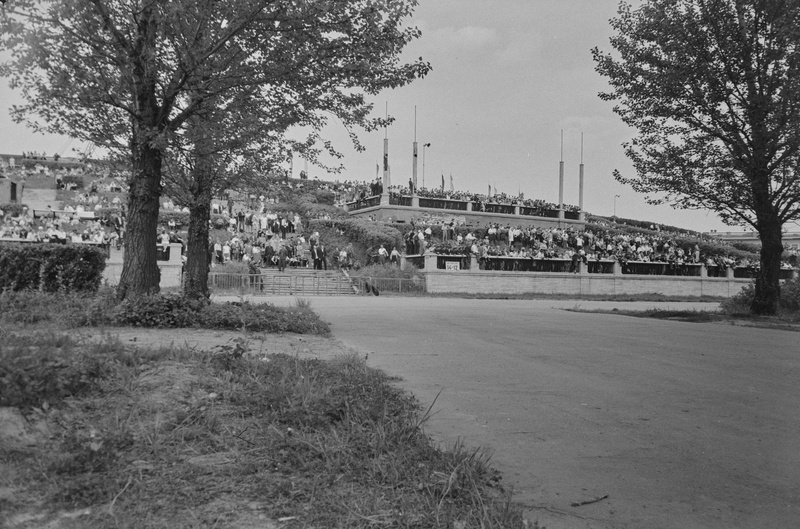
[346,192,583,229]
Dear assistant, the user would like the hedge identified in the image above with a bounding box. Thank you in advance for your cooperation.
[307,218,403,252]
[1,203,28,217]
[0,243,106,293]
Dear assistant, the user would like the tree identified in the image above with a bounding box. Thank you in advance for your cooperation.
[0,0,429,299]
[592,0,800,314]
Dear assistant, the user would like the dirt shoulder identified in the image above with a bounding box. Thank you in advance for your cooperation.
[67,327,360,360]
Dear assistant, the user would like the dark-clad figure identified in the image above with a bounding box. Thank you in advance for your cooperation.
[319,244,328,270]
[277,244,288,272]
[311,244,322,270]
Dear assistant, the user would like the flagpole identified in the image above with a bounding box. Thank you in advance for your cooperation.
[412,106,418,194]
[383,102,390,189]
[579,133,585,221]
[558,129,565,221]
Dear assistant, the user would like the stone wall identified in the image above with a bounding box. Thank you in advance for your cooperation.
[422,269,749,297]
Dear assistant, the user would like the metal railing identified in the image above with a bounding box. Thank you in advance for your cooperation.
[418,197,468,210]
[346,195,381,211]
[437,255,470,270]
[209,272,355,295]
[621,262,702,277]
[352,276,426,294]
[481,257,573,273]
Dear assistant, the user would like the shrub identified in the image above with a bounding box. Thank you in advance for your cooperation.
[349,262,421,280]
[720,275,800,315]
[159,209,190,228]
[61,174,85,189]
[113,293,204,328]
[0,333,113,408]
[0,243,106,293]
[1,203,28,217]
[308,218,402,252]
[109,293,330,334]
[211,214,228,230]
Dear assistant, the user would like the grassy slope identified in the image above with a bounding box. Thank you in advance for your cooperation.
[1,327,527,528]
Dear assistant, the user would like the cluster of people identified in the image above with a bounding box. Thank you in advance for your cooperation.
[376,183,582,214]
[0,207,115,246]
[209,230,333,272]
[421,222,790,270]
[21,151,56,161]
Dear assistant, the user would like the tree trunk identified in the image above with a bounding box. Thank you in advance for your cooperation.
[751,218,783,315]
[117,143,163,300]
[183,166,213,300]
[116,5,163,301]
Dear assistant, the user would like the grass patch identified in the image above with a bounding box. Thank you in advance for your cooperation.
[565,307,718,323]
[1,331,527,528]
[0,289,330,335]
[425,292,727,303]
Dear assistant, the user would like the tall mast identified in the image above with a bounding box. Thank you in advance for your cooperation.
[412,106,418,193]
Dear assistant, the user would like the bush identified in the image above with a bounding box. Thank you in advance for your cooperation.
[159,209,190,228]
[0,333,114,408]
[110,293,330,334]
[113,293,207,328]
[0,243,106,293]
[1,203,28,217]
[720,275,800,315]
[61,174,85,189]
[308,218,402,253]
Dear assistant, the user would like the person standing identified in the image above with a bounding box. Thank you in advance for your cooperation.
[319,244,328,270]
[277,243,288,272]
[312,244,322,270]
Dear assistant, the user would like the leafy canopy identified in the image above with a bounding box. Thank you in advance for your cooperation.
[592,0,800,230]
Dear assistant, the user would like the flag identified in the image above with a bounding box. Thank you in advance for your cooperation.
[449,174,454,192]
[441,174,445,191]
[488,184,492,196]
[375,163,379,179]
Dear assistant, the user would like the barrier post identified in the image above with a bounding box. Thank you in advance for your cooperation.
[470,254,479,271]
[726,266,735,279]
[613,261,622,276]
[424,251,436,270]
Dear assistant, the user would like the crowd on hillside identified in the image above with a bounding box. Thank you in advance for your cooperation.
[3,158,796,273]
[414,221,796,270]
[0,205,116,246]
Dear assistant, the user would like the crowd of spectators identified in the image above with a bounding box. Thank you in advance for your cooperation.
[419,222,797,271]
[0,205,116,246]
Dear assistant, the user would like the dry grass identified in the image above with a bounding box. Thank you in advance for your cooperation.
[1,330,527,528]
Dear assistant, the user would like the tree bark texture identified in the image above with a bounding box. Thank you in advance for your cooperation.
[117,143,163,300]
[117,5,165,301]
[183,168,213,300]
[752,218,783,315]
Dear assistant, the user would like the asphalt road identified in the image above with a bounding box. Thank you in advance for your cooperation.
[236,296,800,529]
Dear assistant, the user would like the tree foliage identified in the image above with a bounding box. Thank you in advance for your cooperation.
[1,0,429,298]
[592,0,800,314]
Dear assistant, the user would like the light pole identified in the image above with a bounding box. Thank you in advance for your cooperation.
[614,194,620,218]
[422,143,431,189]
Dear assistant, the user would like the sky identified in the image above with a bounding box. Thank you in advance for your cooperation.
[0,0,748,233]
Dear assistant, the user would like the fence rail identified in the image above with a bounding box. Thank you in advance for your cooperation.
[352,276,426,294]
[209,272,355,295]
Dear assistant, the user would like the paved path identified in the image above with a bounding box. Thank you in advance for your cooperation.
[229,296,799,529]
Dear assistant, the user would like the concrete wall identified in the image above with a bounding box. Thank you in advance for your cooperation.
[103,243,183,289]
[423,269,750,298]
[348,203,584,229]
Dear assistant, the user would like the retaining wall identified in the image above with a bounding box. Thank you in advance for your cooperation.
[422,269,749,297]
